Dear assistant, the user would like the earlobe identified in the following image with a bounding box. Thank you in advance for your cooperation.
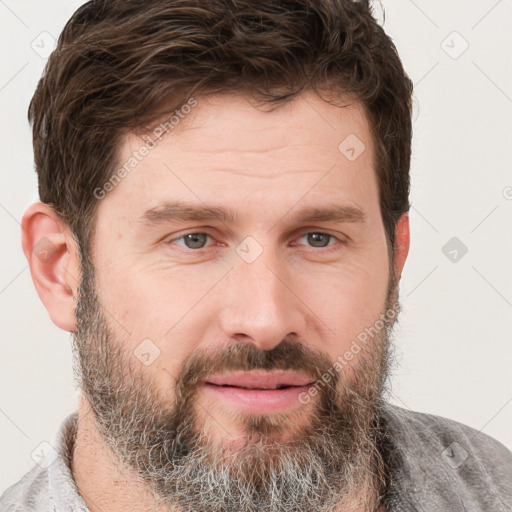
[21,202,80,332]
[393,212,410,283]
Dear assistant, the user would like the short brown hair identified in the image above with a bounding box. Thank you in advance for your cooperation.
[29,0,412,257]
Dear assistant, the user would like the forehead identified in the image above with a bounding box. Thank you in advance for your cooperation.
[147,91,373,160]
[97,90,379,228]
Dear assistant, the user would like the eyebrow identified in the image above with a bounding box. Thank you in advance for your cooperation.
[139,200,366,227]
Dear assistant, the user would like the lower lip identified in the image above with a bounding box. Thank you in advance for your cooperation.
[202,383,314,414]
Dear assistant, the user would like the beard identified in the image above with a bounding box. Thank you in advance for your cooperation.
[72,256,399,512]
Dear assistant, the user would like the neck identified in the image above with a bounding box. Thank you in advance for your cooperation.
[71,396,171,512]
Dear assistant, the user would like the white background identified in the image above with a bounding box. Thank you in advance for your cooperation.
[1,0,511,494]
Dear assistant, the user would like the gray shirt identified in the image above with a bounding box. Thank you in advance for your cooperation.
[1,404,511,511]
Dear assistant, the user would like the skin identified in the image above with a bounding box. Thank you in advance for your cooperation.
[22,90,409,511]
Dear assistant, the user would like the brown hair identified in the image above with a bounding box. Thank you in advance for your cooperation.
[29,0,412,258]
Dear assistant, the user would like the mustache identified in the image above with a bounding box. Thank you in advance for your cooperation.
[175,338,337,393]
[166,338,349,432]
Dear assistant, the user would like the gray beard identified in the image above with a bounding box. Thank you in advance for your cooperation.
[72,259,398,512]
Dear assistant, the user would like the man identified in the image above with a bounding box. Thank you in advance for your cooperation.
[1,0,511,511]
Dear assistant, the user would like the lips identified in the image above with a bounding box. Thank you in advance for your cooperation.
[205,370,315,390]
[201,370,317,414]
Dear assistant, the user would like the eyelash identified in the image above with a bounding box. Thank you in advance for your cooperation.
[166,231,345,254]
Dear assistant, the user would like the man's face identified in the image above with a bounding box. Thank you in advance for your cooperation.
[74,91,400,511]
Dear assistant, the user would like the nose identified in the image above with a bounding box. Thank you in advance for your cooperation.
[218,248,307,351]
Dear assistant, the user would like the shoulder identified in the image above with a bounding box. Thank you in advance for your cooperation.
[0,463,51,511]
[383,403,512,469]
[0,411,85,512]
[381,403,512,510]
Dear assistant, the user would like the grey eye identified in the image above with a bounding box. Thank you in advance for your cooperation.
[305,233,332,248]
[182,233,209,249]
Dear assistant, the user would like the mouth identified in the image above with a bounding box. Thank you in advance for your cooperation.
[201,370,316,413]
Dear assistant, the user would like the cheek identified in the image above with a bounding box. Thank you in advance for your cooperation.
[303,252,390,354]
[93,262,216,384]
[95,252,210,331]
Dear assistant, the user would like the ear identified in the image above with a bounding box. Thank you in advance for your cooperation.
[392,212,410,283]
[21,202,81,332]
